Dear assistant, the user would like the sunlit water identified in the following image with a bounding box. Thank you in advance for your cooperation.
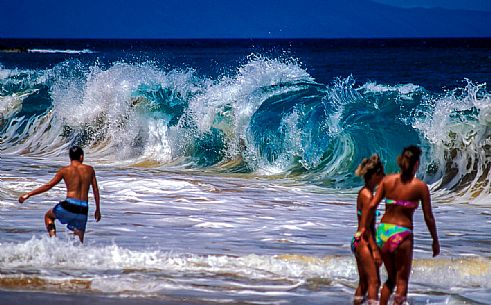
[1,155,490,305]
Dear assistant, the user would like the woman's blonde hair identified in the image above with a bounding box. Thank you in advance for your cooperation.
[355,153,384,181]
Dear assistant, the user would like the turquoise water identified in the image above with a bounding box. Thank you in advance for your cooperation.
[0,39,490,304]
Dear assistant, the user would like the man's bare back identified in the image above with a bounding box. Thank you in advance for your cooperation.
[60,163,96,202]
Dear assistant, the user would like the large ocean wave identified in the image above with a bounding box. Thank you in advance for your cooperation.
[1,57,490,196]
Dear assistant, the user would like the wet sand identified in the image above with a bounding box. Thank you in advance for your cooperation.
[0,290,237,305]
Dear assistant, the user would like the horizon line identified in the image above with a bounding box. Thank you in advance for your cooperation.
[1,36,491,40]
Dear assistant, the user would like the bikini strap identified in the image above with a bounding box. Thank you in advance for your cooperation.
[386,198,419,209]
[358,209,381,216]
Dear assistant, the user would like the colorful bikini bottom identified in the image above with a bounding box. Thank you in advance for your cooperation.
[376,223,412,253]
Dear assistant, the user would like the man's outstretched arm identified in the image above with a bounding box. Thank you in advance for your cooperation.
[19,170,63,203]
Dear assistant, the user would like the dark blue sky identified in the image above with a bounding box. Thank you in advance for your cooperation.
[372,0,491,11]
[1,0,490,38]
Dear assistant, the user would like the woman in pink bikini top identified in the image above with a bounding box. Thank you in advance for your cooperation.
[360,145,440,305]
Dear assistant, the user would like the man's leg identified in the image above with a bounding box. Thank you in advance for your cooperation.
[44,209,56,237]
[73,229,85,243]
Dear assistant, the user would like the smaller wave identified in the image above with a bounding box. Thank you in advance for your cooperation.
[0,237,489,290]
[0,237,351,279]
[28,48,95,54]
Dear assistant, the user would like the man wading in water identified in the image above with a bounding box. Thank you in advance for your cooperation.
[19,146,101,243]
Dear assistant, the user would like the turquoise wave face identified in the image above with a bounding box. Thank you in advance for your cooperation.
[1,57,490,194]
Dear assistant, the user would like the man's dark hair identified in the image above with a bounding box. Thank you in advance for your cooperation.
[69,146,84,161]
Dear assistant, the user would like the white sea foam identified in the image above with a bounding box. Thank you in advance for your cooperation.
[194,222,236,229]
[28,48,94,54]
[0,237,351,278]
[0,94,24,119]
[360,81,421,96]
[0,237,488,291]
[413,80,491,202]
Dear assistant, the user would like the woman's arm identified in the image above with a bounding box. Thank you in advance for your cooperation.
[367,230,381,265]
[421,183,440,257]
[359,178,385,234]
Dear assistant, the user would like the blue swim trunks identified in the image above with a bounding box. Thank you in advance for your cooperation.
[53,198,89,232]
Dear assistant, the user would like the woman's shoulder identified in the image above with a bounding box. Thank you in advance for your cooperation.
[413,177,429,190]
[358,187,372,200]
[382,173,399,184]
[385,173,399,179]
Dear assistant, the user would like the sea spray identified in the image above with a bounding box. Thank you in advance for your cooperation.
[413,80,491,202]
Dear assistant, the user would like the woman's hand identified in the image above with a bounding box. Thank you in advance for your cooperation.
[432,240,440,257]
[372,249,382,267]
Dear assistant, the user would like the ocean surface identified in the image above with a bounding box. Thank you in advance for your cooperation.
[0,38,490,304]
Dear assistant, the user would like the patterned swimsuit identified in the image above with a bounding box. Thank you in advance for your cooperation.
[376,199,419,253]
